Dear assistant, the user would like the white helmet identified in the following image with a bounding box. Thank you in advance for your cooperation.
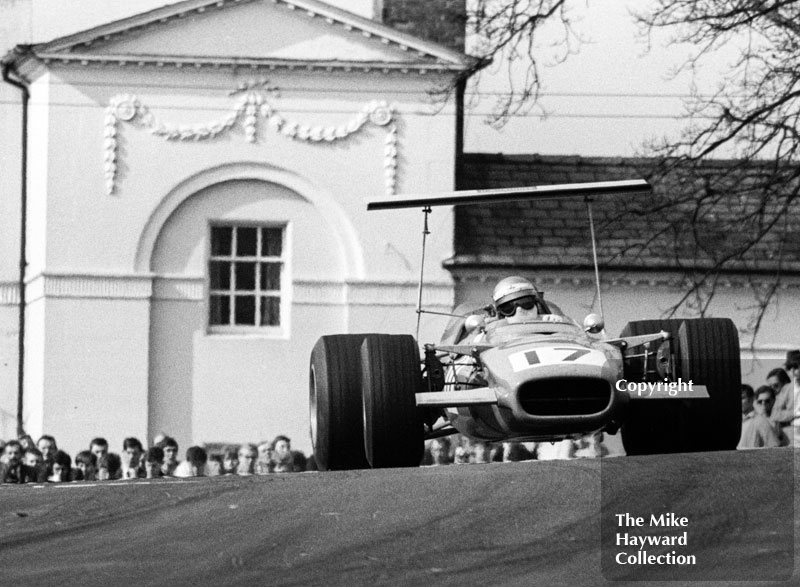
[493,276,538,306]
[493,276,541,317]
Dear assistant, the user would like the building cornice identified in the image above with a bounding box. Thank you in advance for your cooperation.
[0,282,20,305]
[17,272,455,307]
[448,264,800,290]
[25,272,155,303]
[32,52,467,74]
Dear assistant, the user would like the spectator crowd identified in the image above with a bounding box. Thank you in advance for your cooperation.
[422,429,610,466]
[738,349,800,449]
[0,433,310,484]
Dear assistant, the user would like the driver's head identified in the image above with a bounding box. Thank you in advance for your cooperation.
[492,276,541,319]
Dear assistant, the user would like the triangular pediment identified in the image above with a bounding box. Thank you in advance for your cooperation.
[30,0,472,70]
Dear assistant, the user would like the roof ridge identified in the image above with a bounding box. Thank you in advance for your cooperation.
[31,0,472,66]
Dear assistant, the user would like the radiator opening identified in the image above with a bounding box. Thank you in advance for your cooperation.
[518,378,611,416]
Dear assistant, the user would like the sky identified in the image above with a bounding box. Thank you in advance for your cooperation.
[0,0,738,157]
[461,0,742,156]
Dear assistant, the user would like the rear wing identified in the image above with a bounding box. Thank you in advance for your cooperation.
[366,179,651,210]
[368,177,653,338]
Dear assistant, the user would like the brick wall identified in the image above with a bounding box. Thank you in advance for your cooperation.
[451,153,800,274]
[382,0,466,52]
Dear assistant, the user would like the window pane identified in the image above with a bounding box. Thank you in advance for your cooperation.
[209,295,230,325]
[211,226,232,256]
[261,227,282,256]
[234,262,256,291]
[234,295,255,325]
[260,263,281,291]
[260,296,280,326]
[209,261,231,290]
[208,224,286,330]
[237,227,258,256]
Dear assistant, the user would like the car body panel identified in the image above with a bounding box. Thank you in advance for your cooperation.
[415,308,684,443]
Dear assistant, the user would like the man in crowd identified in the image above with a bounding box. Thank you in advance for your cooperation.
[37,435,58,477]
[574,432,608,458]
[255,441,272,475]
[0,440,23,483]
[49,450,72,482]
[270,436,295,473]
[74,450,97,481]
[767,368,790,396]
[739,386,786,448]
[453,445,470,464]
[219,446,238,475]
[427,437,452,465]
[90,437,121,480]
[236,443,258,475]
[471,440,492,464]
[741,384,755,420]
[157,436,180,477]
[174,446,208,477]
[143,446,164,479]
[21,447,47,483]
[18,435,34,451]
[120,437,145,479]
[771,350,800,446]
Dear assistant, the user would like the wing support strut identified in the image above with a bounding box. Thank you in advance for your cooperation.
[585,196,604,320]
[415,206,432,341]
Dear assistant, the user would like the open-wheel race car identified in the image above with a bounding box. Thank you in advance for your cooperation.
[309,181,742,470]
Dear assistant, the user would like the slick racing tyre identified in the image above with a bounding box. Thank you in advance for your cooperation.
[619,319,741,455]
[678,318,741,451]
[361,334,425,468]
[309,335,373,471]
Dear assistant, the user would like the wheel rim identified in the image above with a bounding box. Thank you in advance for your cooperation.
[309,365,318,449]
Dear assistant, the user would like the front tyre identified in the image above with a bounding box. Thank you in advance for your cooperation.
[309,335,372,471]
[361,334,425,468]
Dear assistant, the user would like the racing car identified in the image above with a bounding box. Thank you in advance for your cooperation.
[309,180,742,470]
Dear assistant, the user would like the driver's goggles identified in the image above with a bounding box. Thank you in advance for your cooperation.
[496,296,537,317]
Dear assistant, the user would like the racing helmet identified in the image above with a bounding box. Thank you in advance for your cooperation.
[492,276,542,317]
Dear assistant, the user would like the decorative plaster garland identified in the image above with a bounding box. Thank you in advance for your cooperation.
[103,86,398,196]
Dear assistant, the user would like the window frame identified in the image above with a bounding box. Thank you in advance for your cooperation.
[206,222,290,336]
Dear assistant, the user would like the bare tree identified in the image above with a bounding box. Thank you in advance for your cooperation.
[628,0,800,336]
[461,0,800,340]
[461,0,578,126]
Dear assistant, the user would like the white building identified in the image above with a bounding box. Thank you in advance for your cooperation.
[0,0,472,453]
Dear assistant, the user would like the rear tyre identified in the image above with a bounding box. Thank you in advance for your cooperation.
[619,318,741,455]
[678,318,741,451]
[361,334,425,468]
[309,335,373,471]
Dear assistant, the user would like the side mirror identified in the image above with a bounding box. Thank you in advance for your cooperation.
[583,313,604,334]
[465,314,486,334]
